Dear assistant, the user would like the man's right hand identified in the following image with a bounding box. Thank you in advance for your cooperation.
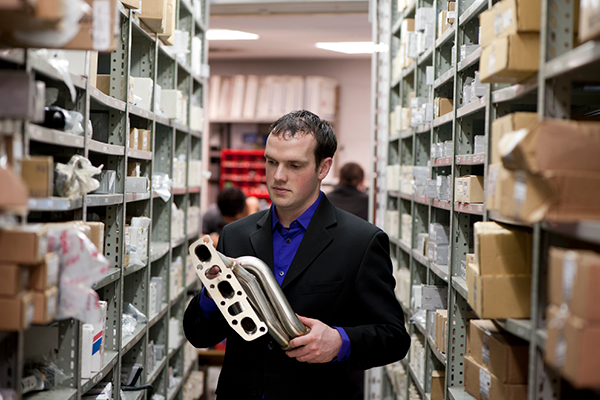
[203,266,222,299]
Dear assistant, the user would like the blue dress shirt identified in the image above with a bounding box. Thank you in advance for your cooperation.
[199,192,351,362]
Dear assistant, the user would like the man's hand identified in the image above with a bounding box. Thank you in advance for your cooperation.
[285,315,342,363]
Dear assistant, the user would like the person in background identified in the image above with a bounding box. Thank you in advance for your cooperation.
[201,187,259,246]
[184,110,410,400]
[327,161,369,221]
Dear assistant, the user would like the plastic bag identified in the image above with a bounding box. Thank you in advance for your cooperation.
[47,227,110,323]
[152,172,172,202]
[55,155,103,198]
[123,303,148,336]
[22,357,69,394]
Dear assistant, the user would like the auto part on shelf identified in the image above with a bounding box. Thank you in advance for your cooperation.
[189,235,309,350]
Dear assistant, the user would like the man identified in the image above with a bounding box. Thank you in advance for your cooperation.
[202,187,259,245]
[327,162,369,221]
[184,110,410,399]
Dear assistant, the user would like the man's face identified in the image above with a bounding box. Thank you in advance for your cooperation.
[264,132,331,222]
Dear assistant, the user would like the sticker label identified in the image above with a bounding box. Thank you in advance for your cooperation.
[93,1,112,51]
[479,368,491,398]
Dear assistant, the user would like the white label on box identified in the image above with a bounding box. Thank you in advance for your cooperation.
[447,11,456,20]
[494,14,502,35]
[556,336,567,367]
[562,251,578,302]
[503,9,513,29]
[93,1,112,51]
[479,368,491,398]
[47,291,57,318]
[482,331,491,364]
[514,171,527,204]
[488,49,496,74]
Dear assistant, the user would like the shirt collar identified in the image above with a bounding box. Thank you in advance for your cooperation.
[271,191,323,231]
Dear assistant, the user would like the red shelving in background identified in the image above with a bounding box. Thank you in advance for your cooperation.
[220,149,269,199]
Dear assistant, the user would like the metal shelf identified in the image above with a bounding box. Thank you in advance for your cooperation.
[92,267,121,290]
[544,40,600,80]
[147,357,167,385]
[173,121,189,133]
[458,0,487,26]
[448,387,476,400]
[81,351,119,393]
[458,47,481,72]
[27,388,78,400]
[408,363,429,400]
[0,48,25,65]
[173,187,187,195]
[436,25,455,49]
[188,186,201,193]
[28,196,83,211]
[124,260,147,277]
[155,113,171,126]
[149,304,168,329]
[454,202,484,216]
[428,334,447,365]
[401,128,415,139]
[413,249,430,267]
[29,54,86,89]
[536,329,547,351]
[28,124,85,148]
[491,79,538,103]
[171,236,186,248]
[400,191,412,201]
[488,210,532,227]
[402,61,416,78]
[457,96,486,119]
[150,242,170,262]
[542,220,600,245]
[126,192,151,202]
[90,86,127,111]
[455,153,485,165]
[433,112,453,127]
[127,148,153,160]
[415,195,430,206]
[86,194,123,207]
[418,46,434,65]
[122,322,147,354]
[167,378,184,400]
[434,68,454,89]
[432,199,452,211]
[88,139,125,156]
[190,129,202,139]
[129,105,154,120]
[430,262,449,282]
[415,123,431,134]
[451,277,468,299]
[432,157,453,167]
[494,319,532,342]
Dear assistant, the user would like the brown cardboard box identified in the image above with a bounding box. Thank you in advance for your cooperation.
[480,33,539,84]
[579,0,600,43]
[127,161,141,177]
[548,247,600,321]
[479,0,541,47]
[21,156,54,198]
[431,370,445,400]
[129,127,139,149]
[0,224,47,264]
[0,165,28,210]
[434,97,453,118]
[139,0,168,34]
[467,262,531,319]
[491,112,537,164]
[138,129,150,151]
[0,0,64,31]
[0,290,35,331]
[0,264,29,296]
[464,355,528,400]
[84,222,105,254]
[33,285,58,325]
[500,119,600,173]
[474,221,532,275]
[121,0,141,8]
[96,74,112,96]
[495,165,555,223]
[468,320,529,383]
[463,175,484,203]
[158,0,176,44]
[29,253,59,291]
[544,170,600,221]
[545,305,600,388]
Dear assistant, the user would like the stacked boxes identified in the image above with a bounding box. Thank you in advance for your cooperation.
[545,247,600,388]
[467,222,532,318]
[427,223,449,266]
[479,0,541,83]
[465,320,528,400]
[455,175,484,203]
[579,0,600,43]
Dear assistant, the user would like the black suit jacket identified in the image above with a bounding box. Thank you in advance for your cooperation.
[183,195,410,399]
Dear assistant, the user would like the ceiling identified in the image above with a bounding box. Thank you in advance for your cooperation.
[207,0,373,60]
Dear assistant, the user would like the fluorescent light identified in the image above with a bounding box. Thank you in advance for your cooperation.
[207,29,259,41]
[315,42,389,54]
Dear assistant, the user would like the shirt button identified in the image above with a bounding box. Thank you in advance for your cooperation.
[279,271,284,276]
[286,238,291,243]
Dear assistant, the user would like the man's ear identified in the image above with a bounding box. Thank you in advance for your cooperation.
[318,157,333,180]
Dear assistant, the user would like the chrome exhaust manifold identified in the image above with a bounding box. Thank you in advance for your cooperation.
[189,236,309,350]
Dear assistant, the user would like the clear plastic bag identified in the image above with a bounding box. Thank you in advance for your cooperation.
[152,172,172,202]
[47,227,111,323]
[123,303,148,335]
[22,357,69,394]
[55,155,103,198]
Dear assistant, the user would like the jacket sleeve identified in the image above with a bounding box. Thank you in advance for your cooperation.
[344,230,411,369]
[183,291,230,349]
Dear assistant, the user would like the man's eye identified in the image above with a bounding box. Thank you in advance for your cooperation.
[291,164,300,169]
[267,160,276,165]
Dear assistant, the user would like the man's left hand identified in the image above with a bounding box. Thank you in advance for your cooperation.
[285,315,342,363]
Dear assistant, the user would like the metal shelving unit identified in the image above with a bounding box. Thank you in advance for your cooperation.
[371,0,600,398]
[0,1,208,399]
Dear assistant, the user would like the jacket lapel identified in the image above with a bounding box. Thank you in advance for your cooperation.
[281,196,336,289]
[249,209,275,271]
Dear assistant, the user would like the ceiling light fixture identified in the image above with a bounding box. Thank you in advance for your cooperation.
[315,42,389,54]
[207,29,260,41]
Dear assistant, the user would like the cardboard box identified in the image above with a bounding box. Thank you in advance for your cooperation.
[157,0,176,41]
[84,222,105,254]
[139,0,168,33]
[431,370,445,400]
[0,263,29,296]
[545,305,600,388]
[464,355,528,400]
[29,253,59,291]
[479,0,541,47]
[499,119,600,174]
[468,319,529,383]
[129,128,139,149]
[544,170,600,221]
[0,165,28,210]
[462,175,484,203]
[548,247,600,321]
[33,285,58,324]
[121,0,140,8]
[138,129,150,151]
[0,290,35,331]
[474,221,532,275]
[480,33,539,84]
[127,161,141,177]
[0,224,47,264]
[96,75,112,96]
[434,97,453,118]
[579,0,600,43]
[132,77,153,111]
[0,0,63,31]
[21,156,54,198]
[491,112,537,164]
[467,262,531,319]
[126,177,149,193]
